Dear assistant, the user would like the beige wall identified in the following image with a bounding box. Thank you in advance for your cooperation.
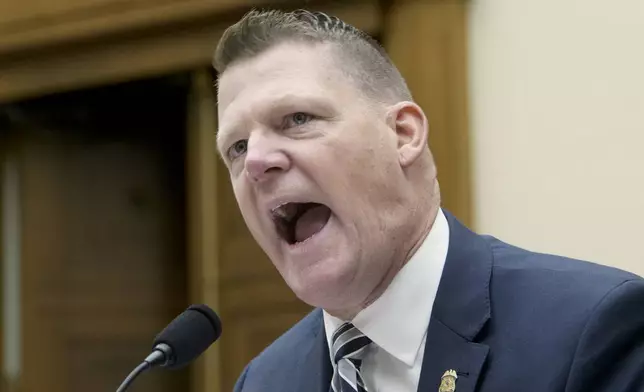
[468,0,644,276]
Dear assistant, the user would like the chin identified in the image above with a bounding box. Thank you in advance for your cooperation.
[285,256,360,309]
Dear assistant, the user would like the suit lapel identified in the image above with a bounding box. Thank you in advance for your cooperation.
[417,210,493,392]
[417,318,489,392]
[295,309,333,392]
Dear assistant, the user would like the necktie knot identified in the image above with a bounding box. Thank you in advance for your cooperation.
[331,322,372,392]
[332,322,372,364]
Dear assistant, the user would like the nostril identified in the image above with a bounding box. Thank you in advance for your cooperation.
[246,165,284,182]
[246,166,281,182]
[265,167,282,174]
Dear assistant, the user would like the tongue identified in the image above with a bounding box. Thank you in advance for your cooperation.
[294,205,331,243]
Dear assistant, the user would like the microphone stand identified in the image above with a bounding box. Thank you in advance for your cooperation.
[116,362,151,392]
[116,344,170,392]
[114,303,221,391]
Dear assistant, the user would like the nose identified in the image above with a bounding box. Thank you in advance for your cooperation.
[244,134,290,182]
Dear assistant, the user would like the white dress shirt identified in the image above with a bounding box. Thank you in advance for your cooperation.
[323,208,450,392]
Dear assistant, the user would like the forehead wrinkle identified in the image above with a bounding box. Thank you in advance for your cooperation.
[219,75,334,125]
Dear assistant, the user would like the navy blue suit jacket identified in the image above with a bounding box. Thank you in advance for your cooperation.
[234,211,644,391]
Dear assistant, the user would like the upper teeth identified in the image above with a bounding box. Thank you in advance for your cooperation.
[272,203,300,221]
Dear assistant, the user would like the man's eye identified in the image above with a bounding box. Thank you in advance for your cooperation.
[227,140,248,160]
[285,112,313,128]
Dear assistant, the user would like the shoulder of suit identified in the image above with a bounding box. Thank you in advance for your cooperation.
[481,234,642,311]
[247,308,323,362]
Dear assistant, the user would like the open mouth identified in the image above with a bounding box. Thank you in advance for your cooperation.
[271,202,332,245]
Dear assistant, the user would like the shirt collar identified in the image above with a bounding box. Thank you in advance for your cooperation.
[323,208,450,367]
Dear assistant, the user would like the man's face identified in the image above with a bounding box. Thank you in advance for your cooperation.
[217,42,413,311]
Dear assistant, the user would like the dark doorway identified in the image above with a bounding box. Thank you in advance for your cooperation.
[0,74,191,392]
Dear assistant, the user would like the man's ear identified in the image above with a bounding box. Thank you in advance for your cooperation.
[386,102,429,167]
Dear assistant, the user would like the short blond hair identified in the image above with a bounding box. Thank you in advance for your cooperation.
[213,9,412,104]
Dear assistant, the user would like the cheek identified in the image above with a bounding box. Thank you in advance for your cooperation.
[339,127,397,169]
[232,181,277,248]
[231,181,246,214]
[327,146,404,231]
[335,138,399,195]
[232,182,259,229]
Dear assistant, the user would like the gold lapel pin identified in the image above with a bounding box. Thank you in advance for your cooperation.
[439,369,458,392]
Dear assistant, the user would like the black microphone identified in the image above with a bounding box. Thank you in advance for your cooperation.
[116,304,222,392]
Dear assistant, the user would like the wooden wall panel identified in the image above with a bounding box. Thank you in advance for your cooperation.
[13,78,191,392]
[384,0,472,226]
[186,69,221,392]
[18,138,189,392]
[19,137,65,392]
[0,0,382,104]
[0,131,21,392]
[0,135,4,392]
[0,0,290,56]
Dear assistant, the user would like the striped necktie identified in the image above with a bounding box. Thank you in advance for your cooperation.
[331,322,372,392]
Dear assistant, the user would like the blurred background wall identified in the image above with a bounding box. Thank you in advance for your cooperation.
[469,0,644,276]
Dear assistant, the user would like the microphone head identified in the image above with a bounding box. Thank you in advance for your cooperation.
[152,304,222,369]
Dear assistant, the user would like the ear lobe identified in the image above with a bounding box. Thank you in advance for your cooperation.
[387,102,429,167]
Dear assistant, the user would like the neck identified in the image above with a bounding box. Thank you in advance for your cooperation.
[327,195,441,320]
